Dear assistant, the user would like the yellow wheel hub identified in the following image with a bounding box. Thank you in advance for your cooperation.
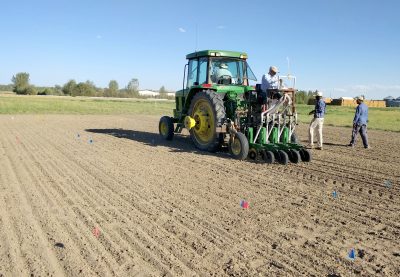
[191,99,214,144]
[160,121,168,136]
[184,116,196,130]
[231,136,242,156]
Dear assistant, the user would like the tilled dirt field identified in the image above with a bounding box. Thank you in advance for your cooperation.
[0,114,399,276]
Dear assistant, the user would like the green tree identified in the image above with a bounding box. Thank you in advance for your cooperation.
[74,81,96,97]
[11,72,30,94]
[105,80,119,97]
[38,88,52,95]
[26,86,37,95]
[295,90,307,104]
[109,80,119,92]
[62,80,77,95]
[125,78,139,97]
[127,78,139,91]
[0,84,14,92]
[54,85,63,95]
[159,86,167,99]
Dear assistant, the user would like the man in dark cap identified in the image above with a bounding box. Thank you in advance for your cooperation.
[348,95,369,148]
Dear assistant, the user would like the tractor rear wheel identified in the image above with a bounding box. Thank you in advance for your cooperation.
[229,132,249,160]
[188,90,226,152]
[159,116,174,140]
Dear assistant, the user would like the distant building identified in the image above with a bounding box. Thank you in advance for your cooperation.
[384,96,395,100]
[138,90,175,98]
[331,97,386,107]
[385,96,400,107]
[138,90,159,97]
[386,100,400,107]
[307,97,332,105]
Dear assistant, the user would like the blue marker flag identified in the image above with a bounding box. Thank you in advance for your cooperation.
[384,180,392,188]
[348,248,356,260]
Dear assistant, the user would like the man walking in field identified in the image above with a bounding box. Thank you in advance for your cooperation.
[308,91,326,150]
[348,95,369,148]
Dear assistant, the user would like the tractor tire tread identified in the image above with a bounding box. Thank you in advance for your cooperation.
[188,90,226,152]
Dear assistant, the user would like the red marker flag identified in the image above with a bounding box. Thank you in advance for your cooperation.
[240,200,249,209]
[92,227,100,238]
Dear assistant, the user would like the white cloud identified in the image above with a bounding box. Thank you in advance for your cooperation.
[332,88,347,93]
[178,27,186,33]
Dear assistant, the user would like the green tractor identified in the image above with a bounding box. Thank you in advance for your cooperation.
[159,50,311,164]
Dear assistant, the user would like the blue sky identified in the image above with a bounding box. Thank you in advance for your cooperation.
[1,0,399,99]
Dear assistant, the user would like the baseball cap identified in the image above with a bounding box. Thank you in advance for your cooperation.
[269,66,279,73]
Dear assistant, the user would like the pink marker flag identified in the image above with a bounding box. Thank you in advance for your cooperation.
[92,227,100,238]
[240,200,249,209]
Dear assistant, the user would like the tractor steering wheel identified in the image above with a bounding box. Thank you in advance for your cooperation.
[218,75,232,85]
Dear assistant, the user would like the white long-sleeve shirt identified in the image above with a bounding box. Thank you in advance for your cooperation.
[216,68,232,79]
[261,73,279,91]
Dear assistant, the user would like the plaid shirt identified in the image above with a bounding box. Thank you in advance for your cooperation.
[314,99,326,118]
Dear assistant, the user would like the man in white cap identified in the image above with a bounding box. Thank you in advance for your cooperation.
[307,91,326,150]
[348,95,369,148]
[215,63,232,83]
[261,66,279,92]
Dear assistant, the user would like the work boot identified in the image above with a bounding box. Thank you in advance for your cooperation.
[316,146,323,150]
[306,144,314,149]
[347,143,354,148]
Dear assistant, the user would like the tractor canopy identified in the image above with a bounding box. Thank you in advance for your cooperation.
[174,50,258,122]
[185,50,257,87]
[186,50,248,59]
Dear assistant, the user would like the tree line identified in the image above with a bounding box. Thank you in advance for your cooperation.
[295,90,320,105]
[2,72,316,103]
[2,72,173,99]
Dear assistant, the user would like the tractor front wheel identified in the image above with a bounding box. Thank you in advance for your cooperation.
[229,132,249,160]
[159,116,174,140]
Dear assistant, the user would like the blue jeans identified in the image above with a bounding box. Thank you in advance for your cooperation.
[350,124,369,148]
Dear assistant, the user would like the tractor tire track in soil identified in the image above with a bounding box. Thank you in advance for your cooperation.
[0,114,399,276]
